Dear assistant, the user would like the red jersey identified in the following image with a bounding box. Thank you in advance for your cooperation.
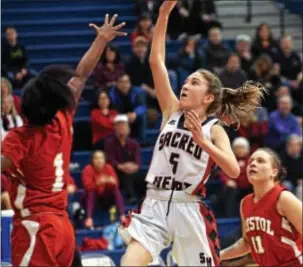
[1,110,73,220]
[242,184,302,267]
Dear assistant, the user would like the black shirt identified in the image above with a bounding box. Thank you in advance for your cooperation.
[277,51,302,80]
[2,41,28,73]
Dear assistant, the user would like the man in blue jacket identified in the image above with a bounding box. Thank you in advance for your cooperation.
[109,73,146,140]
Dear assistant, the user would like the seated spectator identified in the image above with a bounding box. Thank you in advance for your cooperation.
[1,95,23,141]
[219,53,248,88]
[131,13,153,45]
[237,107,268,152]
[277,35,302,86]
[265,95,301,152]
[250,54,281,112]
[1,77,21,114]
[204,27,231,74]
[91,90,118,150]
[93,45,124,91]
[280,134,303,194]
[2,26,35,88]
[251,23,280,62]
[219,137,252,217]
[108,74,147,140]
[66,174,77,222]
[177,37,205,73]
[135,0,160,22]
[125,37,156,105]
[235,34,254,76]
[82,150,125,229]
[104,115,142,204]
[1,173,11,210]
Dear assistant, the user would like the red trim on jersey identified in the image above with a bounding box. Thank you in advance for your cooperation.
[199,203,220,267]
[122,198,146,229]
[192,158,215,196]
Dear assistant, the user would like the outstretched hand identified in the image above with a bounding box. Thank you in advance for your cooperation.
[89,14,127,42]
[159,0,178,14]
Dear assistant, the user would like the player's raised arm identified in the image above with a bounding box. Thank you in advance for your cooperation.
[149,0,179,119]
[68,14,127,101]
[220,200,251,261]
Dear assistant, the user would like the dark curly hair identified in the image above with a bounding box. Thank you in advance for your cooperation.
[21,65,76,126]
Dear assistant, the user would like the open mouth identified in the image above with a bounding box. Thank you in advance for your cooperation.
[248,170,258,175]
[181,93,187,97]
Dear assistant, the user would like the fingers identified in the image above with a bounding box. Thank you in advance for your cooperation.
[104,13,109,25]
[114,21,126,31]
[187,111,200,130]
[109,14,118,25]
[89,23,98,31]
[115,31,128,37]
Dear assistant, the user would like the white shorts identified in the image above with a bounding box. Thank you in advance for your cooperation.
[119,189,220,266]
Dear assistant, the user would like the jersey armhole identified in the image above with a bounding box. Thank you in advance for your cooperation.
[276,189,288,217]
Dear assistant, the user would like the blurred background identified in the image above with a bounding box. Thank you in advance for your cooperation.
[1,0,302,266]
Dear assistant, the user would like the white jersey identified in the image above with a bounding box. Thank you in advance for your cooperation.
[146,111,219,196]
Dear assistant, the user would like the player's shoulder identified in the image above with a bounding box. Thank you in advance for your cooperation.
[3,125,32,142]
[241,193,254,209]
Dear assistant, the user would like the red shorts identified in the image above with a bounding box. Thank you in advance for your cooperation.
[11,213,75,267]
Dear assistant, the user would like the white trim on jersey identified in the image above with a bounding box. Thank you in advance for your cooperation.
[20,220,40,266]
[281,236,303,264]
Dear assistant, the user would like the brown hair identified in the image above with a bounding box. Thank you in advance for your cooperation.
[257,148,287,182]
[198,69,267,126]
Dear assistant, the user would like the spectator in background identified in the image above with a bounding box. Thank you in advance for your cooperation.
[93,45,124,91]
[82,150,125,229]
[136,0,160,22]
[91,90,118,150]
[177,37,205,74]
[280,134,303,194]
[1,173,11,210]
[125,37,159,126]
[109,73,146,140]
[2,26,34,88]
[251,54,281,112]
[131,13,153,45]
[1,77,21,114]
[277,35,302,86]
[204,27,231,74]
[235,34,253,76]
[219,137,252,217]
[251,23,279,62]
[104,115,142,204]
[219,53,247,88]
[1,95,23,141]
[238,108,268,152]
[265,95,301,152]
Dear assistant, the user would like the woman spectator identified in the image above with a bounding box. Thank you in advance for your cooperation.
[250,54,281,112]
[131,13,153,45]
[91,90,118,149]
[1,77,21,114]
[1,95,23,141]
[82,150,125,229]
[237,107,269,153]
[93,45,124,91]
[251,23,279,62]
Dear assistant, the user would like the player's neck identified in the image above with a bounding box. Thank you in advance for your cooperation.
[253,182,275,202]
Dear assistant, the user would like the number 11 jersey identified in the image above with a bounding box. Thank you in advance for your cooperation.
[242,184,302,267]
[145,111,218,197]
[1,110,73,220]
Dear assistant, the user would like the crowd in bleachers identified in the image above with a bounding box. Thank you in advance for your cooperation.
[1,0,302,250]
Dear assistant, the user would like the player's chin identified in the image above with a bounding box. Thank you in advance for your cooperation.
[179,98,191,110]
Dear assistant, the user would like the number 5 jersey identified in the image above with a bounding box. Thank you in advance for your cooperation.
[242,184,303,267]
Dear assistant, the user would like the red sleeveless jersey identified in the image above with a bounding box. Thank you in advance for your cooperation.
[1,110,74,220]
[242,184,302,267]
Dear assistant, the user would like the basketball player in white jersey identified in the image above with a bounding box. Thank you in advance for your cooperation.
[119,1,266,266]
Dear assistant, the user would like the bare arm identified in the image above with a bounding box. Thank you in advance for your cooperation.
[149,1,179,121]
[278,191,303,236]
[68,14,127,101]
[221,200,251,261]
[1,156,12,172]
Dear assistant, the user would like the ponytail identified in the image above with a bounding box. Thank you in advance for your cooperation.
[218,81,267,127]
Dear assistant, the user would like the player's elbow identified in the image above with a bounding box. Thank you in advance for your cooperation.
[228,164,240,179]
[149,54,161,66]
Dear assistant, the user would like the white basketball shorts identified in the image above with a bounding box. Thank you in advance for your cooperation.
[119,189,220,266]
